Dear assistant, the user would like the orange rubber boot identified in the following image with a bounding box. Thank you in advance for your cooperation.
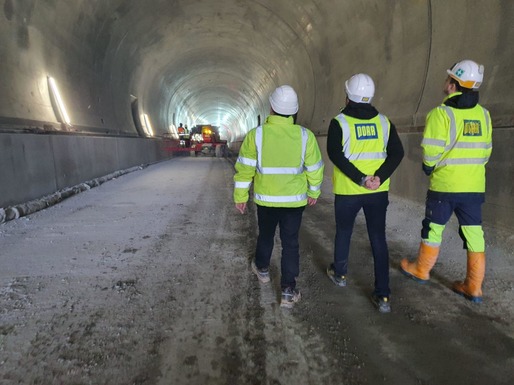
[400,243,440,283]
[452,251,485,303]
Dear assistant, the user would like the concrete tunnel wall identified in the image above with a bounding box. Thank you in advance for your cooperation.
[0,0,513,229]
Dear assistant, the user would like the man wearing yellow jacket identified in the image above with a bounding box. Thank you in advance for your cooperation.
[401,60,492,303]
[234,85,324,308]
[326,73,404,313]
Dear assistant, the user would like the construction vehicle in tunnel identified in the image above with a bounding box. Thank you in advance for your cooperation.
[162,124,228,157]
[189,124,228,157]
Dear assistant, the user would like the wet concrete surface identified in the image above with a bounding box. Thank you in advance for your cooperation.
[0,157,513,384]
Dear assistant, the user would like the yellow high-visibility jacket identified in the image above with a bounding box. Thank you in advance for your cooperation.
[233,115,324,207]
[422,93,492,193]
[332,113,390,195]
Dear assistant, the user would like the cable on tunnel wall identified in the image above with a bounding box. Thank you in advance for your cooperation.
[412,0,433,128]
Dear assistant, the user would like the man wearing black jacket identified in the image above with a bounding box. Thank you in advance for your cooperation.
[326,73,404,313]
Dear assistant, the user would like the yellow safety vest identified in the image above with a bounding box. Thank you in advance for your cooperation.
[332,113,390,195]
[422,96,492,193]
[234,115,324,207]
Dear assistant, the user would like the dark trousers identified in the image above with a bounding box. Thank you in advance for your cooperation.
[255,205,305,289]
[333,192,390,297]
[422,195,484,250]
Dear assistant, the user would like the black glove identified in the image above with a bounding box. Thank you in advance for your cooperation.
[422,163,435,176]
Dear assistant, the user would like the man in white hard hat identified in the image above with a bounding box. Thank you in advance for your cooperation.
[401,60,492,303]
[234,85,324,308]
[326,73,404,313]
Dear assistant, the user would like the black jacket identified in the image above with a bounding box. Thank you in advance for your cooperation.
[326,101,404,186]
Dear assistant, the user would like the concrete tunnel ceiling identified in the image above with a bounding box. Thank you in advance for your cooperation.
[2,0,514,142]
[108,0,319,141]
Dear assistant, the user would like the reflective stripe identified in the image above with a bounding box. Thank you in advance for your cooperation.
[255,193,308,203]
[235,181,252,188]
[347,152,386,161]
[309,184,321,191]
[422,239,441,247]
[453,142,492,149]
[438,158,489,166]
[422,138,446,147]
[424,154,442,162]
[255,125,308,175]
[482,106,492,163]
[300,126,308,168]
[337,116,351,155]
[422,137,445,163]
[259,166,304,175]
[237,156,257,167]
[379,114,389,144]
[255,125,263,170]
[305,159,323,172]
[441,106,457,149]
[482,107,490,136]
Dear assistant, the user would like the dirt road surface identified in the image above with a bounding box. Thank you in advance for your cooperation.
[1,157,513,384]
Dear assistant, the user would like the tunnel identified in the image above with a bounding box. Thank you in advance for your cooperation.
[1,0,513,227]
[1,0,514,384]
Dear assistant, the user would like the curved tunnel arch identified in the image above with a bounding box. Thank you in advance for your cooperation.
[3,0,514,134]
[122,2,319,143]
[103,0,430,136]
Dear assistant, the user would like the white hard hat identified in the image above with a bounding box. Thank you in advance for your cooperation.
[447,60,484,90]
[345,73,375,103]
[269,85,299,115]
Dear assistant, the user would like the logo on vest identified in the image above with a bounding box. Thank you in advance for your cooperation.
[355,123,378,140]
[463,120,482,136]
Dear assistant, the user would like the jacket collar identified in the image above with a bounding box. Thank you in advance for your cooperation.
[341,101,379,120]
[443,91,479,109]
[266,114,294,125]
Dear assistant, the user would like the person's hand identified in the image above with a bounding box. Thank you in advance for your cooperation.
[422,163,435,176]
[361,175,372,188]
[235,202,247,214]
[365,176,381,190]
[307,197,317,206]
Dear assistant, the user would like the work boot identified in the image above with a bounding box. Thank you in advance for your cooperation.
[452,251,485,303]
[400,242,440,283]
[280,287,301,308]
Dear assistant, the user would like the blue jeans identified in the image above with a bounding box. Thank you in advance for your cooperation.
[333,192,390,297]
[255,205,305,290]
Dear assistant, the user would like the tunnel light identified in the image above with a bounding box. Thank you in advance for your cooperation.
[140,113,154,137]
[168,124,179,140]
[47,76,72,125]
